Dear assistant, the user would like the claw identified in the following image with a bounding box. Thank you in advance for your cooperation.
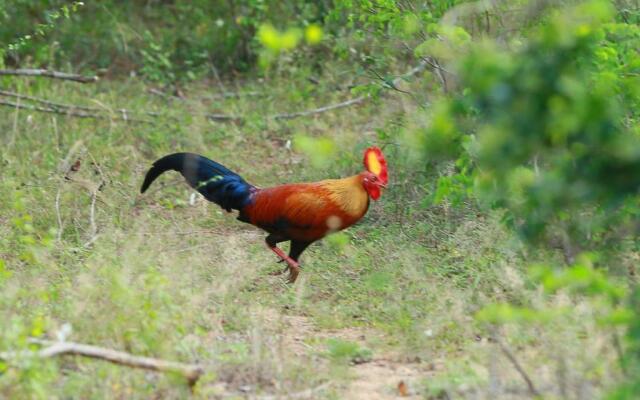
[268,244,302,284]
[286,262,300,284]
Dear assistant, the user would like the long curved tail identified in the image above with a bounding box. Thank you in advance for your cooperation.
[140,152,255,211]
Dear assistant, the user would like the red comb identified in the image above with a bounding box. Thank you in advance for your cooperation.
[363,146,388,185]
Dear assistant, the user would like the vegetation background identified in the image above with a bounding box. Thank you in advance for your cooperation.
[1,0,639,398]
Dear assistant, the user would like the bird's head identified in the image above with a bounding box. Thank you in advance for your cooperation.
[361,146,388,200]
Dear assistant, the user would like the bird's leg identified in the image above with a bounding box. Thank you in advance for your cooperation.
[265,235,300,283]
[267,245,300,283]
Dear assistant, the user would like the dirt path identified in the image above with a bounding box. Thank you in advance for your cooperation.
[276,313,431,399]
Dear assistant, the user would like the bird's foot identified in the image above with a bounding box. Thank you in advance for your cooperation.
[268,245,302,283]
[286,261,300,284]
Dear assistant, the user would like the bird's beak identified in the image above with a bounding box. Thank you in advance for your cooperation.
[378,182,387,189]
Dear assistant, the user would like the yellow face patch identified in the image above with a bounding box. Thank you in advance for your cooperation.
[366,151,382,175]
[362,146,388,185]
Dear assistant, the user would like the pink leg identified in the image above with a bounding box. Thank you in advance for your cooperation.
[268,245,300,283]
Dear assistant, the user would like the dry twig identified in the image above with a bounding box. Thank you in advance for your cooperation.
[0,68,98,83]
[492,331,541,397]
[1,60,427,124]
[272,96,367,120]
[0,338,206,385]
[0,98,154,124]
[209,59,428,123]
[0,89,175,123]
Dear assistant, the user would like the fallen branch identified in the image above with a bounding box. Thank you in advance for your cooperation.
[0,98,154,124]
[492,332,541,398]
[1,61,427,124]
[272,96,367,120]
[0,68,98,83]
[149,87,264,102]
[1,338,206,386]
[0,89,106,112]
[205,113,245,122]
[0,89,175,122]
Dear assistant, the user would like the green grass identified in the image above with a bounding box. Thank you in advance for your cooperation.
[0,76,623,398]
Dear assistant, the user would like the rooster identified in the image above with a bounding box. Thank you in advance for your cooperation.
[140,146,388,283]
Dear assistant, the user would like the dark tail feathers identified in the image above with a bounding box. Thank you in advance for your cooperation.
[141,152,255,211]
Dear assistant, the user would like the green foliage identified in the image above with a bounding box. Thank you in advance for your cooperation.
[0,0,84,65]
[421,1,640,244]
[0,1,328,82]
[1,0,639,397]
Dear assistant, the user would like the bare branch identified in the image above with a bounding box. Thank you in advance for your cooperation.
[210,63,227,93]
[492,331,541,397]
[273,96,367,120]
[0,89,104,113]
[1,89,177,122]
[1,338,206,385]
[0,98,154,124]
[148,88,184,101]
[149,87,264,102]
[205,60,430,123]
[205,113,245,122]
[2,60,428,125]
[0,69,98,83]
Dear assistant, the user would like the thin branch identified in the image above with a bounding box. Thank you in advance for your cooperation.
[272,96,367,120]
[492,331,541,398]
[149,87,264,102]
[205,113,245,122]
[201,91,265,100]
[0,89,176,122]
[0,89,102,112]
[369,68,412,94]
[1,338,206,386]
[0,69,98,83]
[148,88,184,101]
[209,60,429,123]
[0,98,154,124]
[2,60,427,125]
[210,63,227,93]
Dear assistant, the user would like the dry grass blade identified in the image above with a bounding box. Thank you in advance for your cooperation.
[0,68,98,83]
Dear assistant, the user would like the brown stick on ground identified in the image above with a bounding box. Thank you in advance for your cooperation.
[0,99,154,124]
[491,332,541,398]
[0,338,206,386]
[0,69,98,83]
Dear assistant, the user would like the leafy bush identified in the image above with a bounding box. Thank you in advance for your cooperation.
[0,0,329,82]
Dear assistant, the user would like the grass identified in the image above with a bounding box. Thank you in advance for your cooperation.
[0,75,623,398]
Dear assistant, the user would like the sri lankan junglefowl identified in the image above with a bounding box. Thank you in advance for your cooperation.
[140,146,388,283]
